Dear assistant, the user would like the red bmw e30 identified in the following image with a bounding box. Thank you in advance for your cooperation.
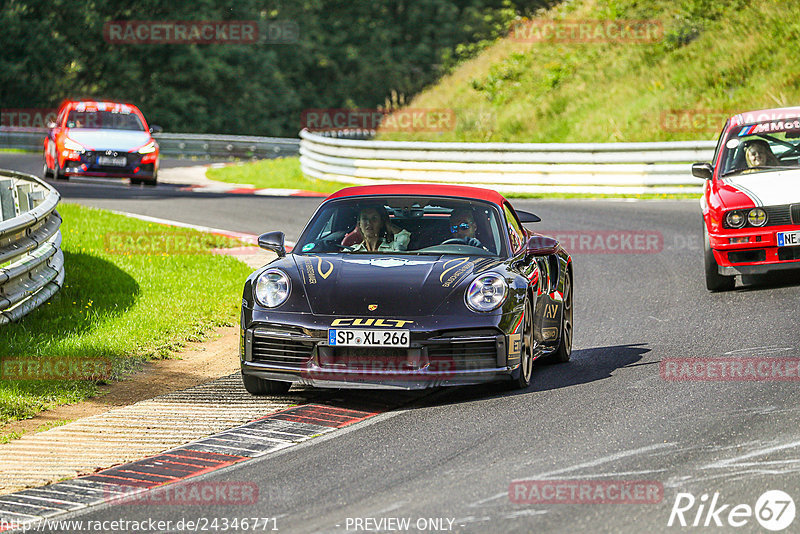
[694,106,800,291]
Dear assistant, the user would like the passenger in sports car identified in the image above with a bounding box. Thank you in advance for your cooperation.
[447,208,488,250]
[743,139,779,169]
[350,206,411,252]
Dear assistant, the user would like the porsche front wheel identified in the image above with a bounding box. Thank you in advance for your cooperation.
[241,373,291,395]
[510,296,535,389]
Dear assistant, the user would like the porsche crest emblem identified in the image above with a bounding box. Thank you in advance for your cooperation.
[368,304,378,312]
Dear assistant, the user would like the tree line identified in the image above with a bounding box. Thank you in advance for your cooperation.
[2,0,552,136]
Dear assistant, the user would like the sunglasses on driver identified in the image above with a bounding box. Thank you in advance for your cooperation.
[451,222,472,233]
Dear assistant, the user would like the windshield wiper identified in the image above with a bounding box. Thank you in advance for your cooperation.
[720,165,795,178]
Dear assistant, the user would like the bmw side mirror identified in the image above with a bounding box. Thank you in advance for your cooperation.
[258,231,286,257]
[149,125,163,134]
[526,235,558,256]
[692,162,713,180]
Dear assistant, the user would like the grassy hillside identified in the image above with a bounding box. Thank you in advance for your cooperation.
[380,0,800,143]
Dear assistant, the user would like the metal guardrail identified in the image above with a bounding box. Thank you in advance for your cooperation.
[0,170,63,325]
[0,129,300,160]
[299,130,717,194]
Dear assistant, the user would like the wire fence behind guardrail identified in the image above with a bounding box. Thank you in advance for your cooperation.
[299,129,716,195]
[0,170,63,325]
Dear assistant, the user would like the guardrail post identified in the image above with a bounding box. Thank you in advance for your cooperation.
[0,179,16,222]
[16,183,32,213]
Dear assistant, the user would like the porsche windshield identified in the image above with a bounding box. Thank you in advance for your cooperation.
[295,196,508,256]
[720,119,800,177]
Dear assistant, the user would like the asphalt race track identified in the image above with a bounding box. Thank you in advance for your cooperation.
[3,153,800,533]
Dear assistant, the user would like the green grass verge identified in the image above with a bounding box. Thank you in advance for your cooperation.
[204,157,700,200]
[206,157,354,194]
[378,0,799,143]
[0,203,252,426]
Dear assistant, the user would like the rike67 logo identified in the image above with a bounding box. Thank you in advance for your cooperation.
[668,490,795,531]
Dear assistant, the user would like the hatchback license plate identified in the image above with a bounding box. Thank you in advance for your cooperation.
[777,231,800,247]
[328,329,409,347]
[98,156,126,166]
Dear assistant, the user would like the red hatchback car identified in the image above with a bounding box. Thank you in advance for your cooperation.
[43,100,160,185]
[694,106,800,291]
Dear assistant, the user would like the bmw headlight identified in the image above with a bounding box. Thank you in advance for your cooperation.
[747,208,767,227]
[725,210,745,229]
[254,269,291,308]
[465,273,508,312]
[63,138,85,151]
[138,141,157,154]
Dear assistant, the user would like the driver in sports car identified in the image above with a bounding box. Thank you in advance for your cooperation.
[349,205,411,252]
[743,139,779,169]
[447,209,488,250]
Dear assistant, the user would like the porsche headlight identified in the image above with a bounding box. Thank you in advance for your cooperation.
[138,141,157,154]
[747,208,767,227]
[725,211,745,229]
[63,138,85,151]
[254,269,291,308]
[465,273,508,312]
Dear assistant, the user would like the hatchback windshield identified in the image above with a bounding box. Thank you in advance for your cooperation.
[295,196,507,256]
[720,117,800,177]
[66,110,145,131]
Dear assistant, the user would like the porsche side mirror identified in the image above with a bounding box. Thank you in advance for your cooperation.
[526,235,558,256]
[516,210,541,223]
[149,124,163,134]
[692,162,713,180]
[258,231,286,257]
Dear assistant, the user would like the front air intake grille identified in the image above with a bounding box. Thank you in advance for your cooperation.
[427,339,499,371]
[791,204,800,224]
[251,329,314,368]
[728,250,766,264]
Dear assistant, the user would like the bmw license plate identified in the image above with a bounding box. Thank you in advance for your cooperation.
[777,231,800,247]
[328,329,409,347]
[98,156,126,166]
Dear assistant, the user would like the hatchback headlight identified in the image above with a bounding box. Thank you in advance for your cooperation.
[747,208,767,227]
[63,138,85,151]
[254,269,291,308]
[725,211,746,229]
[138,141,157,154]
[465,273,508,312]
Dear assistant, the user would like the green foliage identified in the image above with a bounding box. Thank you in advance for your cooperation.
[0,203,252,425]
[1,0,551,136]
[381,0,800,143]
